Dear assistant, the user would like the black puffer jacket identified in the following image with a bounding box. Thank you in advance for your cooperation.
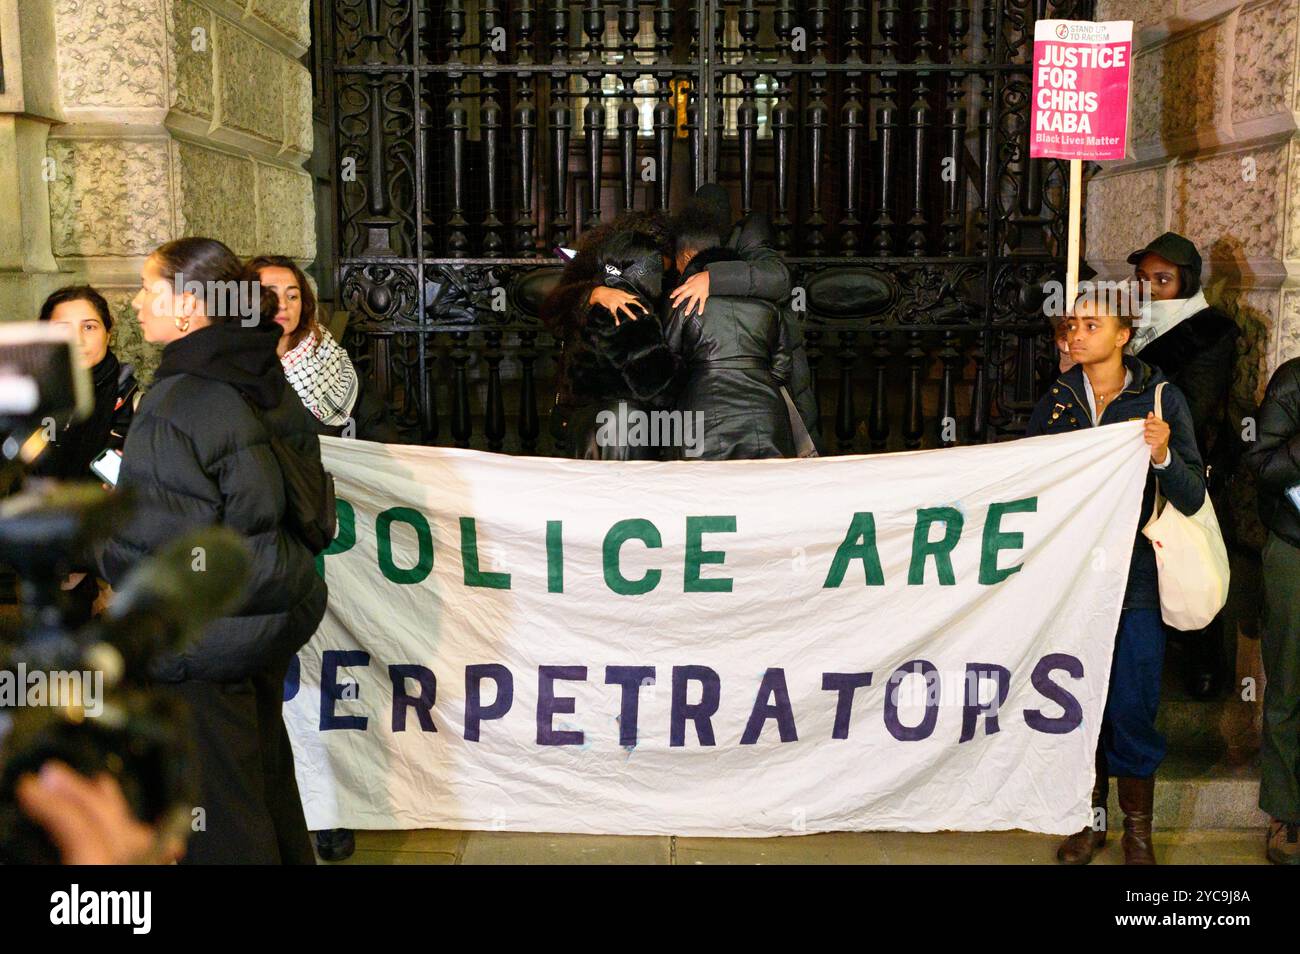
[664,245,795,460]
[1244,357,1300,548]
[1136,305,1240,480]
[1026,356,1206,610]
[99,322,328,683]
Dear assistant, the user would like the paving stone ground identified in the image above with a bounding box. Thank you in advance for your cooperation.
[321,828,1270,865]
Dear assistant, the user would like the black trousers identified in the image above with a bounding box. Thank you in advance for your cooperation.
[170,658,315,865]
[1261,532,1300,822]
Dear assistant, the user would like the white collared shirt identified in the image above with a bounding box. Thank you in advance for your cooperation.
[1080,369,1130,426]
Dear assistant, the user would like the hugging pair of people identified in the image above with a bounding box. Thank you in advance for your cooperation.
[542,187,821,463]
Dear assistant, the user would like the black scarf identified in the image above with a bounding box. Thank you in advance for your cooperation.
[154,322,286,410]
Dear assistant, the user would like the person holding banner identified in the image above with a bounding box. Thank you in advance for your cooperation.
[1127,232,1241,700]
[1243,356,1300,865]
[1027,296,1206,865]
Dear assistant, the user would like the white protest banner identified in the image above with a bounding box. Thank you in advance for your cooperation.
[1030,19,1133,161]
[284,423,1150,837]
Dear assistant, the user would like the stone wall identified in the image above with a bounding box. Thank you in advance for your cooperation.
[0,0,314,382]
[0,0,64,321]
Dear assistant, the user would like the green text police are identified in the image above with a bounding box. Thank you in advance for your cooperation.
[318,497,1039,594]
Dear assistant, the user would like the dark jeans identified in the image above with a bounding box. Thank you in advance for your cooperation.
[1261,532,1300,822]
[1102,608,1168,778]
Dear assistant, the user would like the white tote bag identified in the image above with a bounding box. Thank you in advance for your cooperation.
[1141,382,1231,630]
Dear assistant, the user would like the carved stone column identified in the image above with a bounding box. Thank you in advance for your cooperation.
[0,0,63,319]
[1,0,315,383]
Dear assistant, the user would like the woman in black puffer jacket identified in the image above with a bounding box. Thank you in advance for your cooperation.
[98,237,327,864]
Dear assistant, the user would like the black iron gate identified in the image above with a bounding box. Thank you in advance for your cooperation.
[317,0,1094,454]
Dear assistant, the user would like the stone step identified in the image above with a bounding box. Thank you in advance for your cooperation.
[1103,750,1268,831]
[1118,676,1269,831]
[341,827,1271,864]
[1156,696,1256,757]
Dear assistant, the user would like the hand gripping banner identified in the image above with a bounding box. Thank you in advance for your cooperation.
[285,423,1150,836]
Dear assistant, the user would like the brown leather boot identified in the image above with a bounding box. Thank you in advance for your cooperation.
[1057,750,1108,864]
[1118,775,1157,865]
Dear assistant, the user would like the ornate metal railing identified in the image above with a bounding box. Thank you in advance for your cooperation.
[319,0,1093,454]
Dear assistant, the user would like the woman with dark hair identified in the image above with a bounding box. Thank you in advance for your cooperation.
[33,285,138,480]
[541,217,678,459]
[1129,232,1241,700]
[33,285,140,626]
[248,255,358,429]
[98,236,328,864]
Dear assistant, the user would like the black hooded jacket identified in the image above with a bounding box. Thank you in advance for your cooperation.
[562,269,678,411]
[98,322,328,682]
[1244,357,1300,548]
[32,349,137,480]
[664,245,796,460]
[1135,305,1239,480]
[542,233,679,459]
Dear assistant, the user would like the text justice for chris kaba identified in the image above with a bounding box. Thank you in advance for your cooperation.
[320,496,1041,593]
[1034,43,1126,134]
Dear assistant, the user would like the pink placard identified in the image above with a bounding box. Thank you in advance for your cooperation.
[1030,20,1132,162]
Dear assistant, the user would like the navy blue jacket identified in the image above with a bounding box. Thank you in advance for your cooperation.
[1026,355,1206,610]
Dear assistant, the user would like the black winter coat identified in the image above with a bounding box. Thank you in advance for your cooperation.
[33,349,137,480]
[713,213,793,302]
[715,213,822,454]
[1244,357,1300,547]
[1026,356,1206,610]
[99,323,328,683]
[543,236,679,460]
[563,298,680,460]
[1136,306,1239,479]
[664,246,795,460]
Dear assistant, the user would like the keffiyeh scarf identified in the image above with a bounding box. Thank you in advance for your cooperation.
[281,330,359,426]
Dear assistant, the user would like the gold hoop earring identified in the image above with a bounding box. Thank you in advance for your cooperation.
[174,317,190,332]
